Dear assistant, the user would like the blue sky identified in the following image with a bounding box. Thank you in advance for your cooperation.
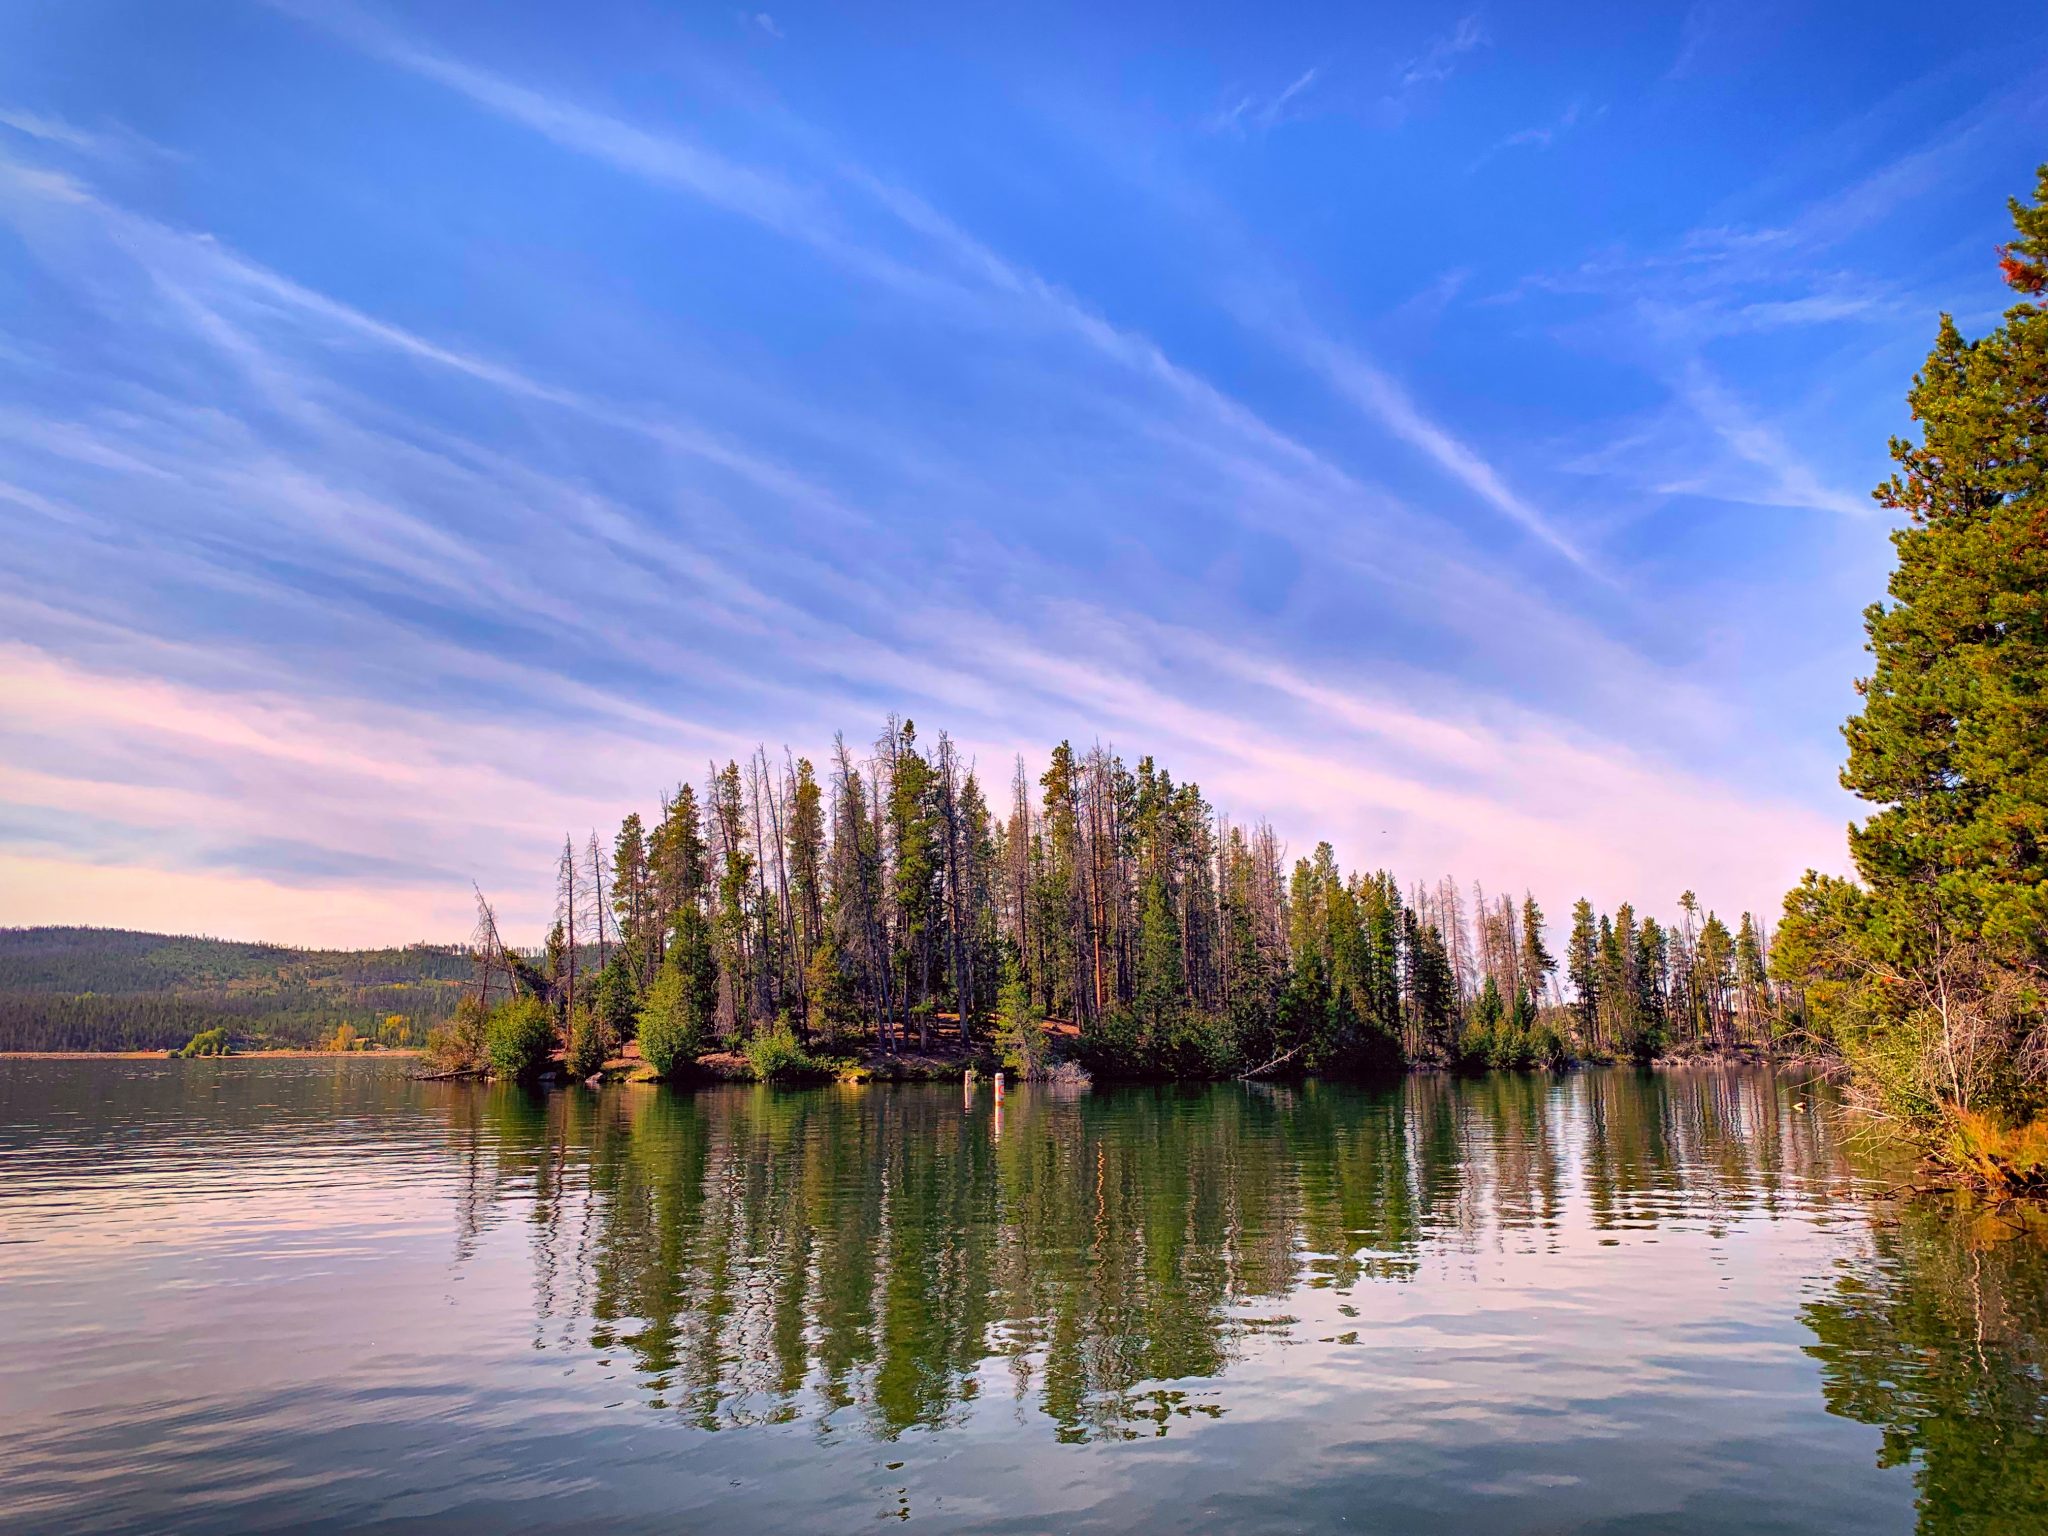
[0,0,2042,945]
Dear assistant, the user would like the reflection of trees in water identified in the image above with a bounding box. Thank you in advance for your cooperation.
[446,1070,1886,1444]
[1803,1200,2048,1536]
[1578,1066,1843,1232]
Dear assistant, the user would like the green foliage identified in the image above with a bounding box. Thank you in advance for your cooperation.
[485,996,555,1081]
[1844,172,2048,966]
[1077,1001,1240,1080]
[424,995,490,1073]
[805,936,860,1048]
[176,1027,231,1058]
[993,949,1046,1078]
[591,956,639,1045]
[743,1016,831,1082]
[565,1004,610,1079]
[636,941,715,1079]
[1455,979,1570,1072]
[1776,168,2048,1141]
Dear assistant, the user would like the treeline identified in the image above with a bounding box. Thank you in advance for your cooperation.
[0,928,470,1051]
[0,927,472,992]
[485,720,1787,1081]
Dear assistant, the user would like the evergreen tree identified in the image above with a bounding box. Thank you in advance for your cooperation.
[1840,164,2048,971]
[1566,899,1600,1053]
[1519,894,1557,1003]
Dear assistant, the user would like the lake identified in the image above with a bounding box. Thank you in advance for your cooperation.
[0,1059,2041,1535]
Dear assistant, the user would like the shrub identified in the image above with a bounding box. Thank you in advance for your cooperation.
[1074,1003,1238,1080]
[565,1003,610,1079]
[743,1017,829,1082]
[1072,1006,1146,1079]
[804,939,861,1048]
[425,995,490,1073]
[591,959,639,1046]
[176,1027,231,1058]
[993,954,1046,1078]
[486,996,555,1081]
[324,1022,359,1053]
[1943,1110,2048,1196]
[637,955,711,1077]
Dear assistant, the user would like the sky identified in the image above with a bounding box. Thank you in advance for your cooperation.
[0,1,2043,948]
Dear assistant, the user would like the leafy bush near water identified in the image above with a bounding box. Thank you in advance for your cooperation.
[485,996,555,1081]
[743,1018,832,1082]
[565,1004,610,1079]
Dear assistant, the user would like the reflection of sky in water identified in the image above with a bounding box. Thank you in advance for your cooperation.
[0,1058,2039,1535]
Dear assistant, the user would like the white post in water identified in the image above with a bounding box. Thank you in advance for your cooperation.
[994,1070,1005,1102]
[964,1067,973,1107]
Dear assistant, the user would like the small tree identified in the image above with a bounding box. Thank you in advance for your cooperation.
[637,944,714,1078]
[425,995,490,1073]
[805,935,860,1048]
[565,1003,609,1079]
[486,996,554,1081]
[994,949,1046,1078]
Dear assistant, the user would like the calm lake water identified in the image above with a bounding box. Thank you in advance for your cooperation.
[1,1060,2042,1535]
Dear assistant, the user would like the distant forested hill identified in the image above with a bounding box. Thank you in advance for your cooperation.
[0,927,471,1051]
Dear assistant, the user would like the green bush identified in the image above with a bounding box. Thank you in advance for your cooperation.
[176,1027,231,1058]
[424,995,490,1072]
[565,1003,610,1079]
[636,955,711,1077]
[486,996,555,1080]
[591,958,639,1046]
[993,954,1046,1078]
[743,1017,829,1082]
[1075,1003,1239,1080]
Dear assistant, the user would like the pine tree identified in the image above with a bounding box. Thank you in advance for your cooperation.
[1519,894,1557,1003]
[1566,899,1600,1052]
[1841,165,2048,968]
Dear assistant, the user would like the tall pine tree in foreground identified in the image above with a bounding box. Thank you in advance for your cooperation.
[1779,166,2048,1170]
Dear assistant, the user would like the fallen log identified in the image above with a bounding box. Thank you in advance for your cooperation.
[1238,1044,1304,1080]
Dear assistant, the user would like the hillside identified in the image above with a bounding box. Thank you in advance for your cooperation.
[0,927,472,1052]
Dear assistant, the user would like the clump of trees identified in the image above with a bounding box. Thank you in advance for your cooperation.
[1773,167,2048,1190]
[175,1027,231,1058]
[476,718,1778,1083]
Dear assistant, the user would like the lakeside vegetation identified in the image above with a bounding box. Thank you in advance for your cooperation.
[425,724,1785,1092]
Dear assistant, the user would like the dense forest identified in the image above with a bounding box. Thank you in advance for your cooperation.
[0,928,469,1051]
[445,724,1785,1084]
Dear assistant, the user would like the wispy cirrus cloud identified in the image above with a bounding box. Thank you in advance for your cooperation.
[0,105,180,163]
[1397,14,1487,90]
[1207,66,1321,137]
[1468,99,1592,174]
[0,0,1933,946]
[1263,313,1596,573]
